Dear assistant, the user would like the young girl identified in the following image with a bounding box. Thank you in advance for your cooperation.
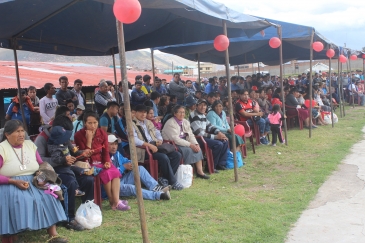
[146,106,162,130]
[268,104,285,146]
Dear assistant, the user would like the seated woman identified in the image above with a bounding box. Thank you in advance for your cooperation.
[161,105,209,179]
[146,106,162,130]
[74,111,130,211]
[0,120,67,243]
[206,100,244,153]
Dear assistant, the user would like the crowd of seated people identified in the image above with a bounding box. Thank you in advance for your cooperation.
[2,70,359,241]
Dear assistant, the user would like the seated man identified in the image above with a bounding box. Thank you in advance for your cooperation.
[108,135,171,200]
[190,99,229,171]
[100,101,119,134]
[235,89,270,145]
[132,104,183,190]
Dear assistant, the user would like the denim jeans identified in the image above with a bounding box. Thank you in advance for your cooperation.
[247,117,271,135]
[119,166,162,200]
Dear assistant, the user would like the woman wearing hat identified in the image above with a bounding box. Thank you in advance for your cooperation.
[206,100,244,153]
[184,95,197,120]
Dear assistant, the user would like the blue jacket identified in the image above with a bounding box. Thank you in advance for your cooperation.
[131,90,147,105]
[206,110,230,133]
[110,151,131,174]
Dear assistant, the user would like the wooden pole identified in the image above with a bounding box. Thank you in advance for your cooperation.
[348,52,354,108]
[237,65,240,76]
[337,57,343,118]
[111,48,119,104]
[278,26,288,145]
[12,39,28,132]
[151,49,155,81]
[329,55,334,127]
[309,30,314,138]
[115,20,149,242]
[197,53,201,91]
[223,20,238,182]
[258,63,260,73]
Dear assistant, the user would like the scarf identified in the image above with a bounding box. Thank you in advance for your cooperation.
[11,96,34,113]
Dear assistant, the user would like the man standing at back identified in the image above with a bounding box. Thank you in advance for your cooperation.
[95,81,115,116]
[169,73,187,105]
[71,79,86,107]
[39,83,58,125]
[56,76,78,107]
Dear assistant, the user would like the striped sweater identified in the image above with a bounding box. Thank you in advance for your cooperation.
[189,110,220,139]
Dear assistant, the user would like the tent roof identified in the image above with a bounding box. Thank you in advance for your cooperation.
[153,17,342,65]
[0,0,271,56]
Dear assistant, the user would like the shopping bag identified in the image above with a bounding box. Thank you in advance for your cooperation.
[175,164,193,188]
[75,200,102,229]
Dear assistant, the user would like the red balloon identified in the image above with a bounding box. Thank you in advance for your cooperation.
[213,35,230,51]
[312,41,324,52]
[113,0,141,24]
[362,54,365,59]
[234,124,245,137]
[339,55,347,63]
[326,49,335,58]
[350,55,357,61]
[269,37,281,48]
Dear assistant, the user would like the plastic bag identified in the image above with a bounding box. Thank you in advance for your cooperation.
[226,151,244,169]
[323,114,332,125]
[333,113,338,123]
[75,200,102,229]
[175,164,193,188]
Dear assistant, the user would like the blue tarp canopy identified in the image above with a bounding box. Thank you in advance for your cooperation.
[153,18,339,65]
[0,0,271,56]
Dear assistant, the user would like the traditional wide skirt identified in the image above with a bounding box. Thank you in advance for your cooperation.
[0,175,67,235]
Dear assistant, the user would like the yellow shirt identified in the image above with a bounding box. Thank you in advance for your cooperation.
[0,140,39,176]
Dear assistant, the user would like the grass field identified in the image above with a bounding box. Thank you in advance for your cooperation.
[11,107,365,243]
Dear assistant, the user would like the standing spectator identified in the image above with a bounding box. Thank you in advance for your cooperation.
[245,75,252,90]
[131,80,147,106]
[217,77,228,98]
[28,86,41,135]
[39,83,58,125]
[205,78,217,94]
[56,76,77,107]
[237,76,245,90]
[71,79,85,107]
[169,73,187,105]
[230,76,241,91]
[100,101,119,134]
[5,90,35,127]
[141,75,152,97]
[190,99,229,171]
[153,78,167,95]
[94,81,115,116]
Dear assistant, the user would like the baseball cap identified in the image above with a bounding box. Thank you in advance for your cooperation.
[197,99,208,105]
[76,104,85,110]
[108,134,118,143]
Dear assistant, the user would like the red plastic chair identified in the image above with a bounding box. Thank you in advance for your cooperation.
[285,105,303,130]
[195,136,215,174]
[94,175,102,210]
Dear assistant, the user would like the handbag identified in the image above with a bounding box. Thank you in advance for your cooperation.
[136,125,175,154]
[75,200,102,229]
[175,164,193,188]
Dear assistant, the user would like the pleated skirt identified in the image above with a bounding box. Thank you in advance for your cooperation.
[0,175,67,235]
[177,145,204,165]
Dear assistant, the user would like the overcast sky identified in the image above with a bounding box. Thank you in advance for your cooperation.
[214,0,365,50]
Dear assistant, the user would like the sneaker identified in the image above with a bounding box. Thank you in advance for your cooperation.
[153,185,171,193]
[171,182,184,190]
[271,143,276,147]
[160,191,171,200]
[260,137,268,145]
[65,219,84,231]
[281,140,285,144]
[158,177,169,187]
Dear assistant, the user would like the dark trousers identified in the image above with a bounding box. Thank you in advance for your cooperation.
[58,173,79,221]
[270,124,283,144]
[198,137,228,168]
[147,151,181,185]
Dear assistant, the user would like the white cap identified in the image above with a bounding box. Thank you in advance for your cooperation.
[108,134,118,143]
[76,104,85,110]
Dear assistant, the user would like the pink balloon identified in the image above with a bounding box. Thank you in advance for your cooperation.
[339,55,347,63]
[234,124,245,137]
[326,49,335,58]
[350,55,358,61]
[269,37,281,48]
[214,35,230,52]
[312,41,324,52]
[113,0,141,24]
[362,54,365,59]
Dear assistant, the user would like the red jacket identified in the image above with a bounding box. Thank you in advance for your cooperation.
[74,128,110,165]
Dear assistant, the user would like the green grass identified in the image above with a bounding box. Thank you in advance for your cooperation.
[10,107,365,243]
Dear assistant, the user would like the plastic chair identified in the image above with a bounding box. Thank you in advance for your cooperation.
[195,136,215,174]
[285,105,303,130]
[235,121,255,155]
[93,175,102,210]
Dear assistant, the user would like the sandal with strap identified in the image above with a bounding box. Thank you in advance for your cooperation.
[112,200,131,211]
[47,235,68,243]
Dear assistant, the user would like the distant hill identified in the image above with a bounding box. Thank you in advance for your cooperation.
[0,48,197,70]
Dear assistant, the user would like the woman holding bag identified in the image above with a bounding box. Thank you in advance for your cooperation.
[161,105,209,180]
[206,100,244,153]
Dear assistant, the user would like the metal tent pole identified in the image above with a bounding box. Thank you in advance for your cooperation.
[111,48,119,104]
[223,20,238,182]
[115,20,149,243]
[12,39,28,132]
[309,29,314,138]
[278,26,288,145]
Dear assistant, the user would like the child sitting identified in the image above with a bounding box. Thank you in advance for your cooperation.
[268,104,286,146]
